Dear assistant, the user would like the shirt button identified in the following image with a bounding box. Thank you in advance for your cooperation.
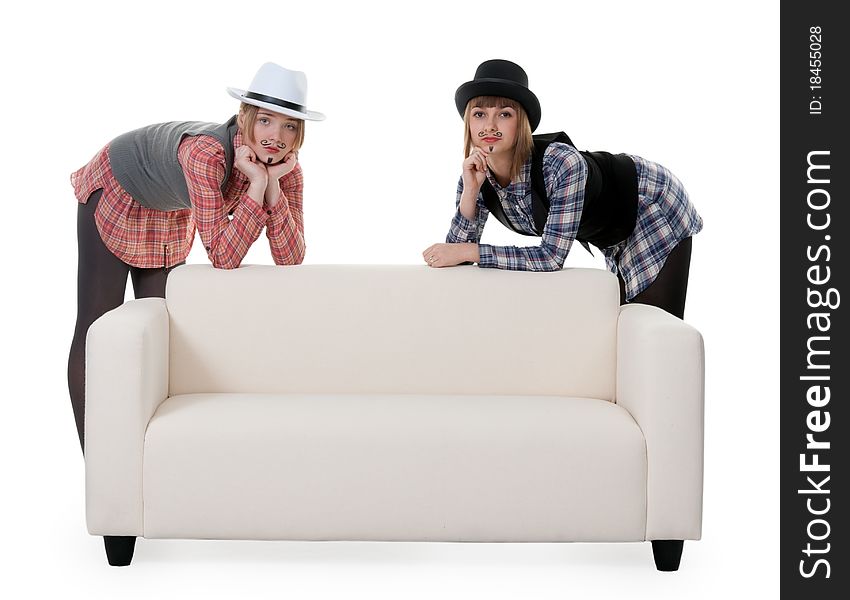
[266,210,272,215]
[205,246,211,251]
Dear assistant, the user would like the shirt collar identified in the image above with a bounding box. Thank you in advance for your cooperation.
[485,156,531,196]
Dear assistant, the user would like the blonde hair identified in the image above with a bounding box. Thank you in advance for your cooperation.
[238,103,305,151]
[463,96,533,181]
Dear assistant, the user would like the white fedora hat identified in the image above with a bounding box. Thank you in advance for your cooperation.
[227,62,325,121]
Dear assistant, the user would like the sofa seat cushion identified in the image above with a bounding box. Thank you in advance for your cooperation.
[143,393,647,541]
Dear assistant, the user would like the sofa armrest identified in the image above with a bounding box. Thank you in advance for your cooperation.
[616,304,704,541]
[85,298,169,536]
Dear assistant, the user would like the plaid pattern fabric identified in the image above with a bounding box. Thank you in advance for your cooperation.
[602,155,702,299]
[446,143,702,300]
[70,130,304,269]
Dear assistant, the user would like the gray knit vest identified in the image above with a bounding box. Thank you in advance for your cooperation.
[107,115,239,211]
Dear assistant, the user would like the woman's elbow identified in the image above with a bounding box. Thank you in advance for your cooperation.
[293,241,305,264]
[211,261,240,270]
[537,246,566,272]
[286,252,305,266]
[275,243,305,266]
[535,259,563,272]
[209,252,241,270]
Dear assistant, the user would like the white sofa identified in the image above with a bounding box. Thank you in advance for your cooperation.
[85,265,704,569]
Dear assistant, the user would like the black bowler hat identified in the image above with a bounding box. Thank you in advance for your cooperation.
[454,59,541,131]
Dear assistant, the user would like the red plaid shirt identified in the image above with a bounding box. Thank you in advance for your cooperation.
[70,129,305,269]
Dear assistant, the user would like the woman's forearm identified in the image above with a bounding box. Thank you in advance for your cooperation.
[247,181,267,206]
[264,180,283,207]
[459,187,480,221]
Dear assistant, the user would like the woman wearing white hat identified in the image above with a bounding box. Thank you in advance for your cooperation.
[68,62,325,452]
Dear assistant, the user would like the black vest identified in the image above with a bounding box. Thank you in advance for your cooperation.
[480,132,638,253]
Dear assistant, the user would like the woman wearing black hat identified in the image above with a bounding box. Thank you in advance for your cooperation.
[422,59,702,319]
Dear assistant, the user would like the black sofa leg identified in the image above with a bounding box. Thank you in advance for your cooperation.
[651,540,683,571]
[104,536,136,566]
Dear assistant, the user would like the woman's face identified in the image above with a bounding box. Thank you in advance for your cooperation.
[245,110,301,165]
[468,104,518,154]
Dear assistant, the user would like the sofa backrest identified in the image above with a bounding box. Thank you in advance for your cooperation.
[165,265,620,400]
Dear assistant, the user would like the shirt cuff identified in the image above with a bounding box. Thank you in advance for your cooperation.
[477,243,496,267]
[447,210,478,243]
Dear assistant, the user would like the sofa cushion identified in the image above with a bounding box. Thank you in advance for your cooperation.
[165,265,620,399]
[143,393,646,541]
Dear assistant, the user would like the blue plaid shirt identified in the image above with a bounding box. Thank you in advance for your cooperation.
[446,143,703,300]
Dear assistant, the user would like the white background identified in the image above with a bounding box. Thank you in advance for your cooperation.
[0,0,778,598]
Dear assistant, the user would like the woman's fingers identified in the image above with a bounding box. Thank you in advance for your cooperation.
[464,148,491,173]
[422,244,441,267]
[473,149,489,172]
[235,146,259,171]
[236,146,255,161]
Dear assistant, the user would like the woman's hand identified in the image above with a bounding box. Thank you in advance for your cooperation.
[264,152,299,209]
[422,243,479,268]
[267,150,299,182]
[461,147,490,192]
[234,146,269,187]
[234,146,269,205]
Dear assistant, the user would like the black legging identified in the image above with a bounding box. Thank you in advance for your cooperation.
[67,190,181,454]
[618,236,692,319]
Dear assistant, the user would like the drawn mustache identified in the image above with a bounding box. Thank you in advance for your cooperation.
[477,131,503,138]
[260,140,287,149]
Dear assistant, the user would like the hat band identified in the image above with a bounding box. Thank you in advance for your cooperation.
[244,92,306,113]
